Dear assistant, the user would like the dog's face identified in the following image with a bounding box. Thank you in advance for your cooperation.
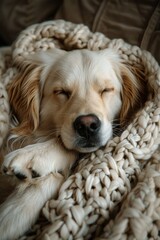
[9,48,146,153]
[40,50,122,152]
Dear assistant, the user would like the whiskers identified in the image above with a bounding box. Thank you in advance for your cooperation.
[112,118,126,137]
[7,121,61,151]
[35,128,61,143]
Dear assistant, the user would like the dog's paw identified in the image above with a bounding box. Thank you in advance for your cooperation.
[2,141,58,180]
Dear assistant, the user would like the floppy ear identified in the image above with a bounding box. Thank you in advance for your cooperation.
[120,63,147,126]
[8,63,42,135]
[8,48,66,136]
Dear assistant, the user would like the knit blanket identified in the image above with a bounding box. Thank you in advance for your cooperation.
[0,20,160,240]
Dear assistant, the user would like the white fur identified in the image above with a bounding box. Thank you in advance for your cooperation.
[3,139,76,178]
[0,48,140,239]
[0,173,64,240]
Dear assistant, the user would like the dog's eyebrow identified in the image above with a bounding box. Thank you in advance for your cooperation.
[93,78,115,88]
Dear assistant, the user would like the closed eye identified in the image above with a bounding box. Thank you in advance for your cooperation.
[53,89,71,99]
[101,87,114,95]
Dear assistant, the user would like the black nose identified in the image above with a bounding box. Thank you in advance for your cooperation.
[73,114,101,138]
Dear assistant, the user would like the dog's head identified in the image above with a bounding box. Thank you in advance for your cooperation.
[9,48,147,153]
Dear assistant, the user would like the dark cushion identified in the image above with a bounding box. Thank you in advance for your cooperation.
[0,0,62,44]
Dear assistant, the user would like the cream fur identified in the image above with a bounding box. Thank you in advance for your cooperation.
[0,48,145,240]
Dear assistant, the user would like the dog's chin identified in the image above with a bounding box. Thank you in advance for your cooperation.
[74,146,99,153]
[72,141,104,153]
[59,135,101,153]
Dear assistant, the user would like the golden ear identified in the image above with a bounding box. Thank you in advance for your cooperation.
[8,49,66,136]
[120,63,147,126]
[8,63,42,136]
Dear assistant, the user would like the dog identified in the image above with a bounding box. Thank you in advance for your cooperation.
[0,48,146,240]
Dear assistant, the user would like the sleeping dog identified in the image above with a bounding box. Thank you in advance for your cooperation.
[0,48,146,239]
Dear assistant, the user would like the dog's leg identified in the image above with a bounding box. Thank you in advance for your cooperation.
[0,173,64,240]
[2,139,76,179]
[0,139,77,239]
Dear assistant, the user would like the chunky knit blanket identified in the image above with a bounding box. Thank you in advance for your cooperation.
[0,20,160,240]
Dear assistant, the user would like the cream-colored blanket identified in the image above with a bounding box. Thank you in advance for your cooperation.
[0,20,160,240]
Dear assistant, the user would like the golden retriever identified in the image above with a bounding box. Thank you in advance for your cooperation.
[0,48,146,240]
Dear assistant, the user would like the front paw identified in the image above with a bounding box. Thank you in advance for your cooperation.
[2,142,54,180]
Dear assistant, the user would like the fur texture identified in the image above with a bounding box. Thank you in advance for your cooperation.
[0,48,146,240]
